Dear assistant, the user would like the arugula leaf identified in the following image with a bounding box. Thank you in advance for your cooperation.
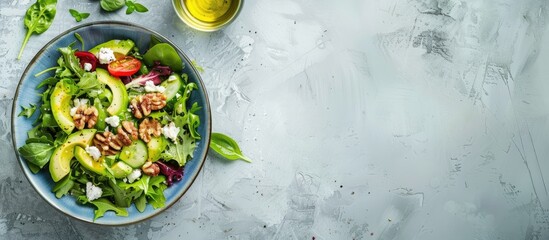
[59,46,84,78]
[18,138,55,169]
[69,9,90,22]
[76,72,104,97]
[36,77,58,88]
[52,175,74,198]
[135,194,146,212]
[90,198,128,220]
[41,113,59,128]
[74,32,84,50]
[18,104,37,118]
[119,175,150,195]
[18,0,57,60]
[108,179,131,208]
[210,132,252,163]
[146,183,166,209]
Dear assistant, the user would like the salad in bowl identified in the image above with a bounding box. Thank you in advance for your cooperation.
[12,22,211,225]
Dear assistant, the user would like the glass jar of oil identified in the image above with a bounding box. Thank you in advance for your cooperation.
[172,0,243,32]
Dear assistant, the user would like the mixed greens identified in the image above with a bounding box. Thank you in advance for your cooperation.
[18,35,202,220]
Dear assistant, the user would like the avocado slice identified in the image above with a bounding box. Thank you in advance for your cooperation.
[96,68,128,116]
[147,136,167,162]
[74,146,107,176]
[49,129,97,182]
[88,39,135,56]
[50,81,75,134]
[111,161,133,179]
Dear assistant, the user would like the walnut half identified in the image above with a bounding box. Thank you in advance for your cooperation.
[139,118,162,143]
[73,105,98,130]
[130,93,167,119]
[142,161,160,176]
[93,121,138,156]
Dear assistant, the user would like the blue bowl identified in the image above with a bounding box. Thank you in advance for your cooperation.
[11,21,211,225]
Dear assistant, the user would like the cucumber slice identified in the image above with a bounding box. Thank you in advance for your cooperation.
[147,136,167,162]
[119,140,148,168]
[161,74,183,101]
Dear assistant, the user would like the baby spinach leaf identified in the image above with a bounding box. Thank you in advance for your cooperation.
[143,43,183,72]
[18,0,57,60]
[100,0,125,12]
[90,198,128,220]
[69,9,89,22]
[210,133,252,163]
[18,104,37,118]
[18,139,55,169]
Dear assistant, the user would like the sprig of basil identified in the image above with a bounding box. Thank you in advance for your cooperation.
[69,9,89,22]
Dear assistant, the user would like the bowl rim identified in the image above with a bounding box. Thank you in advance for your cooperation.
[10,20,211,226]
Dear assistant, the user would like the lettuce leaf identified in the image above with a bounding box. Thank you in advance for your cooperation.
[90,198,128,220]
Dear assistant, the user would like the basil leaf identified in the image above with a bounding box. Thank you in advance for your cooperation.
[69,9,89,22]
[125,4,135,14]
[18,104,37,118]
[100,0,125,12]
[210,133,251,163]
[18,0,57,59]
[134,3,148,13]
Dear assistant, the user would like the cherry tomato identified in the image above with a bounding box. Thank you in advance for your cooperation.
[74,51,98,72]
[107,57,141,77]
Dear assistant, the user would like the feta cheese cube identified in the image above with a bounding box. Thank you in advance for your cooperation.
[144,80,166,93]
[85,146,101,161]
[86,182,103,201]
[127,169,142,183]
[162,122,180,143]
[105,115,120,128]
[83,62,92,72]
[97,47,116,64]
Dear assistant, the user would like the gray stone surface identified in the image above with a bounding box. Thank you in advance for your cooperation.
[1,0,549,239]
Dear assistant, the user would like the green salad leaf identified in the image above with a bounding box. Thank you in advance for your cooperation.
[210,133,252,163]
[18,0,57,59]
[90,198,129,220]
[59,46,84,78]
[18,104,37,118]
[18,137,55,169]
[52,175,74,198]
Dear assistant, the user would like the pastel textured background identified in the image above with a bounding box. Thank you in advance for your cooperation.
[1,0,549,239]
